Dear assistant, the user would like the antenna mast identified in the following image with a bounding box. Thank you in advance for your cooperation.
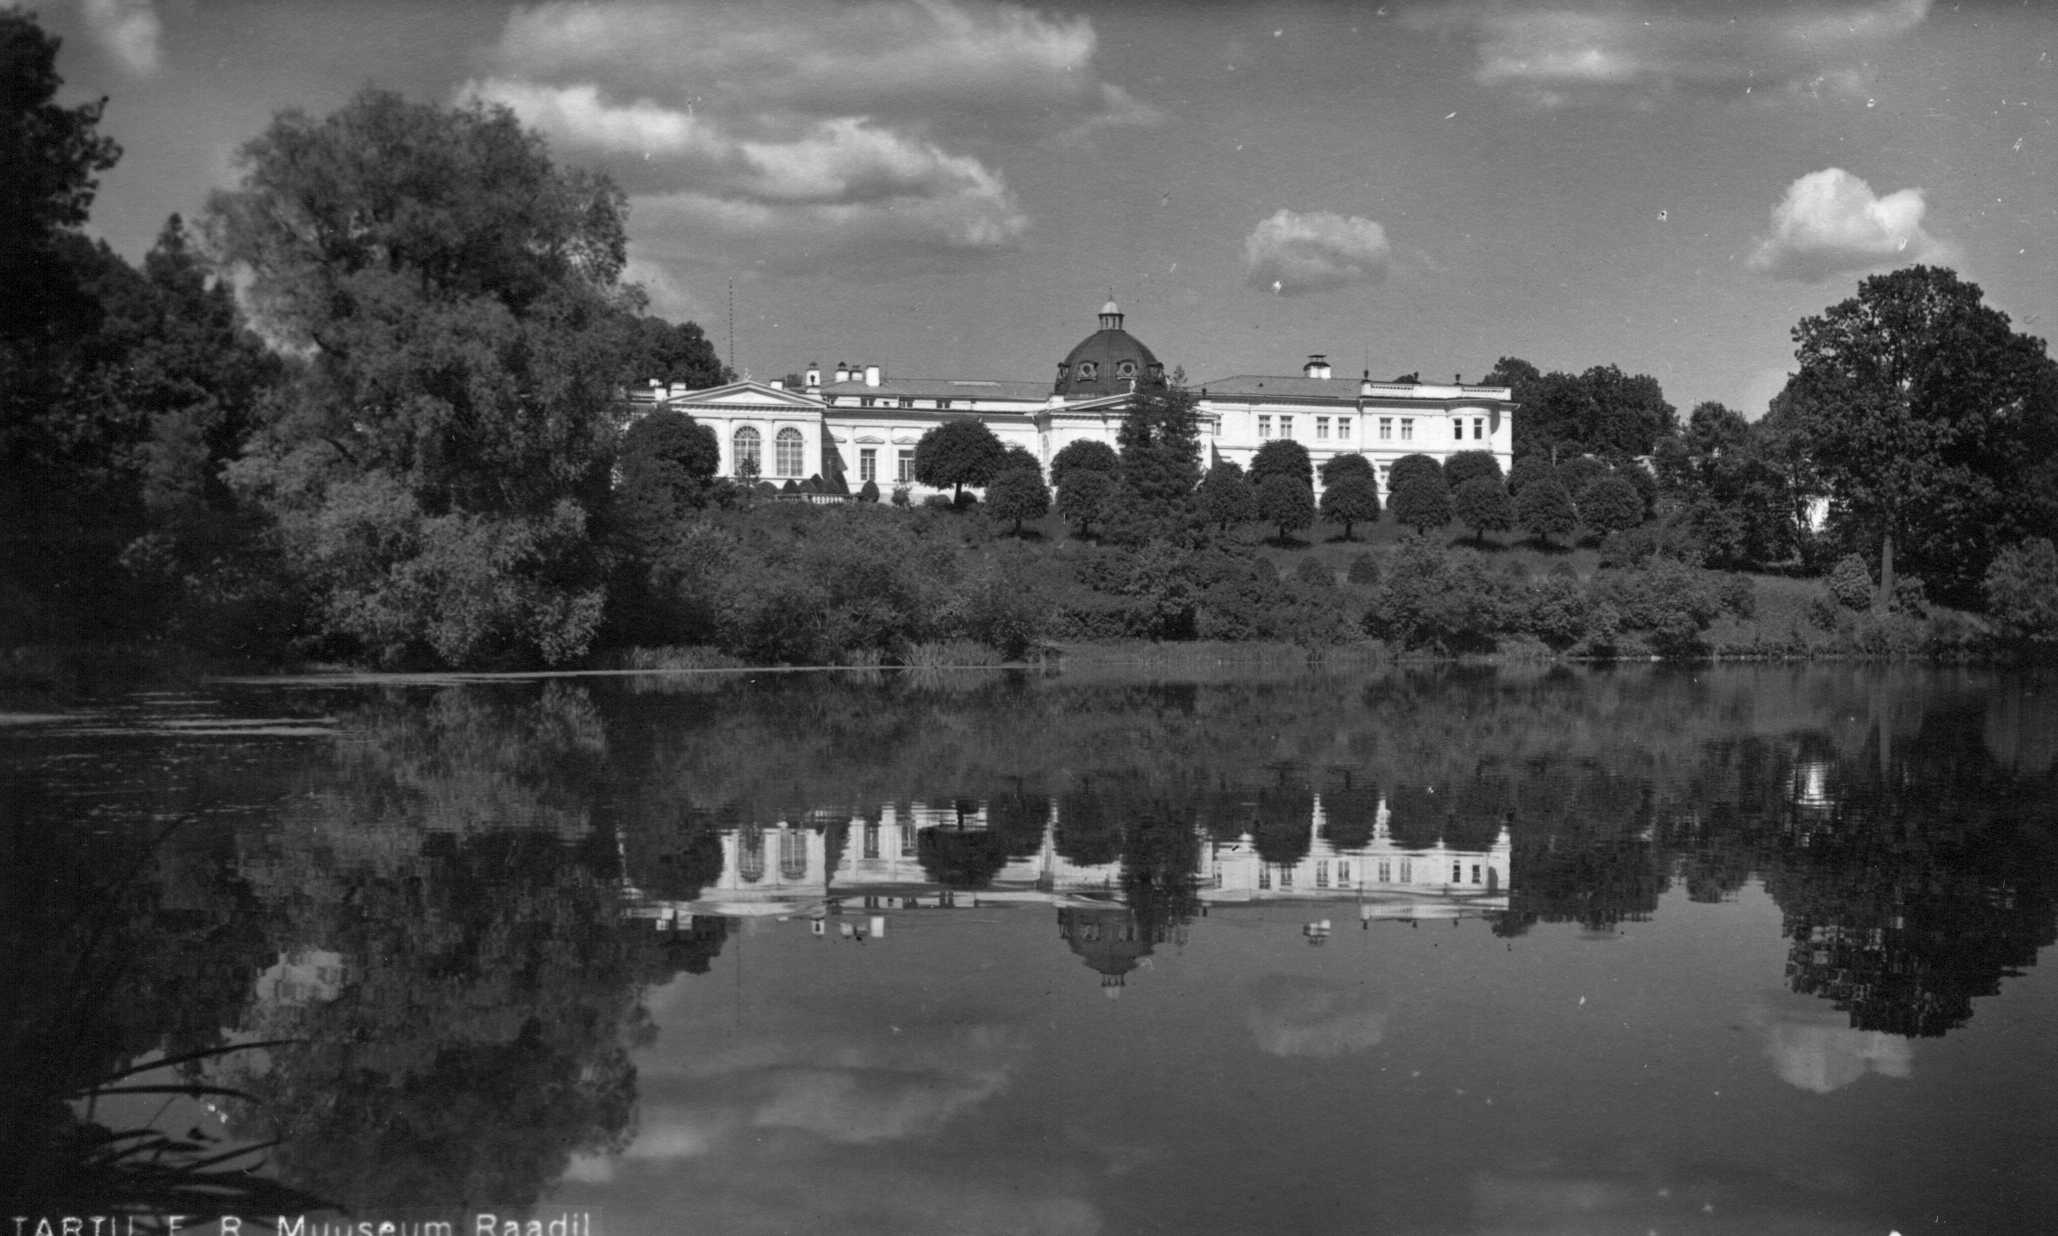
[727,279,736,379]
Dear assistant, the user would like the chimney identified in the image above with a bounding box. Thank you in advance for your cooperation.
[864,363,881,387]
[835,362,850,383]
[1454,372,1462,384]
[1304,354,1332,380]
[805,362,822,390]
[1360,370,1374,397]
[769,378,783,390]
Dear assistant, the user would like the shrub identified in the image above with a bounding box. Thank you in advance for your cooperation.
[1518,570,1590,648]
[1827,553,1873,610]
[857,479,881,503]
[1984,538,2058,643]
[1579,476,1645,537]
[983,465,1050,533]
[923,494,953,509]
[1363,539,1510,650]
[1591,560,1721,655]
[1718,573,1757,619]
[1293,558,1335,588]
[890,485,911,507]
[1346,552,1380,586]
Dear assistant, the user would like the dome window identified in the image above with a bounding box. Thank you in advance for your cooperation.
[1077,361,1098,380]
[1115,360,1137,379]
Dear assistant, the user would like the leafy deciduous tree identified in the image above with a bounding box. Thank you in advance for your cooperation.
[1517,478,1577,546]
[1450,476,1513,546]
[912,418,1008,502]
[1197,460,1256,533]
[1319,475,1381,540]
[1250,439,1313,490]
[1255,473,1315,543]
[1049,439,1119,489]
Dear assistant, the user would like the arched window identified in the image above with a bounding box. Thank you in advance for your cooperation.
[779,828,809,881]
[737,826,764,884]
[775,427,804,477]
[1115,360,1137,379]
[1076,361,1098,381]
[732,426,761,476]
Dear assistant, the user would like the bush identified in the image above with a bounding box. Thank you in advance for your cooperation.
[1293,558,1335,588]
[1591,559,1721,655]
[890,485,911,508]
[1346,552,1380,586]
[1444,450,1503,490]
[857,479,881,503]
[1363,539,1510,651]
[1579,476,1645,537]
[1718,573,1757,619]
[1826,553,1873,610]
[1516,478,1577,545]
[1984,538,2058,643]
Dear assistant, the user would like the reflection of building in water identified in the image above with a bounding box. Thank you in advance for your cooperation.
[623,794,1509,928]
[1057,905,1187,996]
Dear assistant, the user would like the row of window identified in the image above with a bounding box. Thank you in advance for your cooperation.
[1255,415,1491,443]
[1250,858,1494,889]
[731,426,807,477]
[839,396,953,410]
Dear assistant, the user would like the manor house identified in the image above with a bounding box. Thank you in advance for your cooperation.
[640,301,1516,498]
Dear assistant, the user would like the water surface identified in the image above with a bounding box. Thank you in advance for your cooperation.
[4,665,2054,1234]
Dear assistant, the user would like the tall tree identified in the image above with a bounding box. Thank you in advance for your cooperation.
[1249,439,1313,490]
[1319,476,1380,540]
[1197,459,1256,533]
[1049,438,1119,489]
[1783,266,2058,606]
[209,89,638,666]
[1106,384,1203,545]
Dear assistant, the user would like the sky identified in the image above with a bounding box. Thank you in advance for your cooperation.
[43,0,2058,418]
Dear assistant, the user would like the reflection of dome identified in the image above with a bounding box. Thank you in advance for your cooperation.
[1054,300,1166,399]
[1057,905,1156,989]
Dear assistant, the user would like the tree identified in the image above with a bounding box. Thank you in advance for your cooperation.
[1579,475,1645,538]
[1984,538,2058,643]
[1450,477,1513,546]
[984,464,1050,535]
[1058,468,1115,537]
[1506,454,1554,497]
[1050,439,1119,488]
[1319,476,1380,540]
[1250,439,1313,490]
[1388,471,1451,536]
[1443,450,1503,491]
[208,89,638,667]
[1783,265,2058,608]
[1517,478,1577,546]
[1556,455,1610,504]
[912,418,1008,502]
[1197,460,1256,533]
[1319,452,1375,487]
[1107,384,1203,545]
[1388,453,1443,493]
[1255,473,1315,542]
[613,314,726,393]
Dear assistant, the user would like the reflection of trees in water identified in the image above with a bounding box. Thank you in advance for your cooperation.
[1319,772,1380,849]
[1057,780,1123,867]
[1252,771,1315,866]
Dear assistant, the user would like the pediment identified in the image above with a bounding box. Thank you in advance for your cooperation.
[668,381,826,411]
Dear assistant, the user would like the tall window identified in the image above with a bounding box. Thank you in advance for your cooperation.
[738,827,764,884]
[732,426,761,476]
[775,427,804,477]
[1316,417,1330,440]
[863,821,880,858]
[1258,415,1272,439]
[1474,417,1486,439]
[1400,418,1414,441]
[1454,418,1465,440]
[1281,416,1295,439]
[780,829,809,881]
[1339,418,1352,440]
[897,449,915,483]
[1379,417,1392,440]
[1315,861,1330,888]
[859,448,877,483]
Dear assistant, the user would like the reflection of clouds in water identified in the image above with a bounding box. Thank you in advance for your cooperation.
[1246,976,1389,1058]
[1754,1006,1912,1094]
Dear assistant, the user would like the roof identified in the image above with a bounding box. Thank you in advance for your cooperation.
[819,377,1051,402]
[1196,375,1515,403]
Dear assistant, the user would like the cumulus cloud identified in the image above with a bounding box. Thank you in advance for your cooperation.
[1245,976,1391,1057]
[1407,0,1930,108]
[1746,168,1954,281]
[81,0,162,76]
[463,0,1151,273]
[1242,210,1392,296]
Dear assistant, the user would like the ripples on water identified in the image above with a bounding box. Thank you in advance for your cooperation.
[3,666,2055,1234]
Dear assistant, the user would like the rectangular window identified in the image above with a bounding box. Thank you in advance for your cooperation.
[938,399,953,410]
[1453,862,1463,884]
[1474,417,1486,440]
[1279,866,1294,889]
[900,824,916,857]
[1281,416,1294,439]
[1316,417,1330,440]
[1339,419,1351,440]
[1258,415,1272,439]
[898,397,914,409]
[1401,419,1415,441]
[1400,858,1413,883]
[863,822,880,859]
[860,396,876,408]
[1377,859,1391,883]
[1379,417,1392,440]
[896,450,914,483]
[1258,865,1271,890]
[859,448,877,483]
[1471,863,1483,884]
[1455,418,1466,439]
[1338,862,1351,885]
[1315,861,1330,889]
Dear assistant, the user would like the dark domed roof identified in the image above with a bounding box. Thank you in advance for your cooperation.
[1055,300,1166,399]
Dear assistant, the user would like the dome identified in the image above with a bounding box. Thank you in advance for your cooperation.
[1055,300,1167,399]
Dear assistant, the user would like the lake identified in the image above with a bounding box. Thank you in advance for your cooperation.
[4,663,2055,1235]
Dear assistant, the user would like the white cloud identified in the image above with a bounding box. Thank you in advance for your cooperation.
[1242,210,1393,296]
[1245,977,1391,1057]
[463,0,1118,275]
[80,0,162,76]
[1746,168,1954,281]
[1756,1007,1914,1093]
[1408,0,1930,108]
